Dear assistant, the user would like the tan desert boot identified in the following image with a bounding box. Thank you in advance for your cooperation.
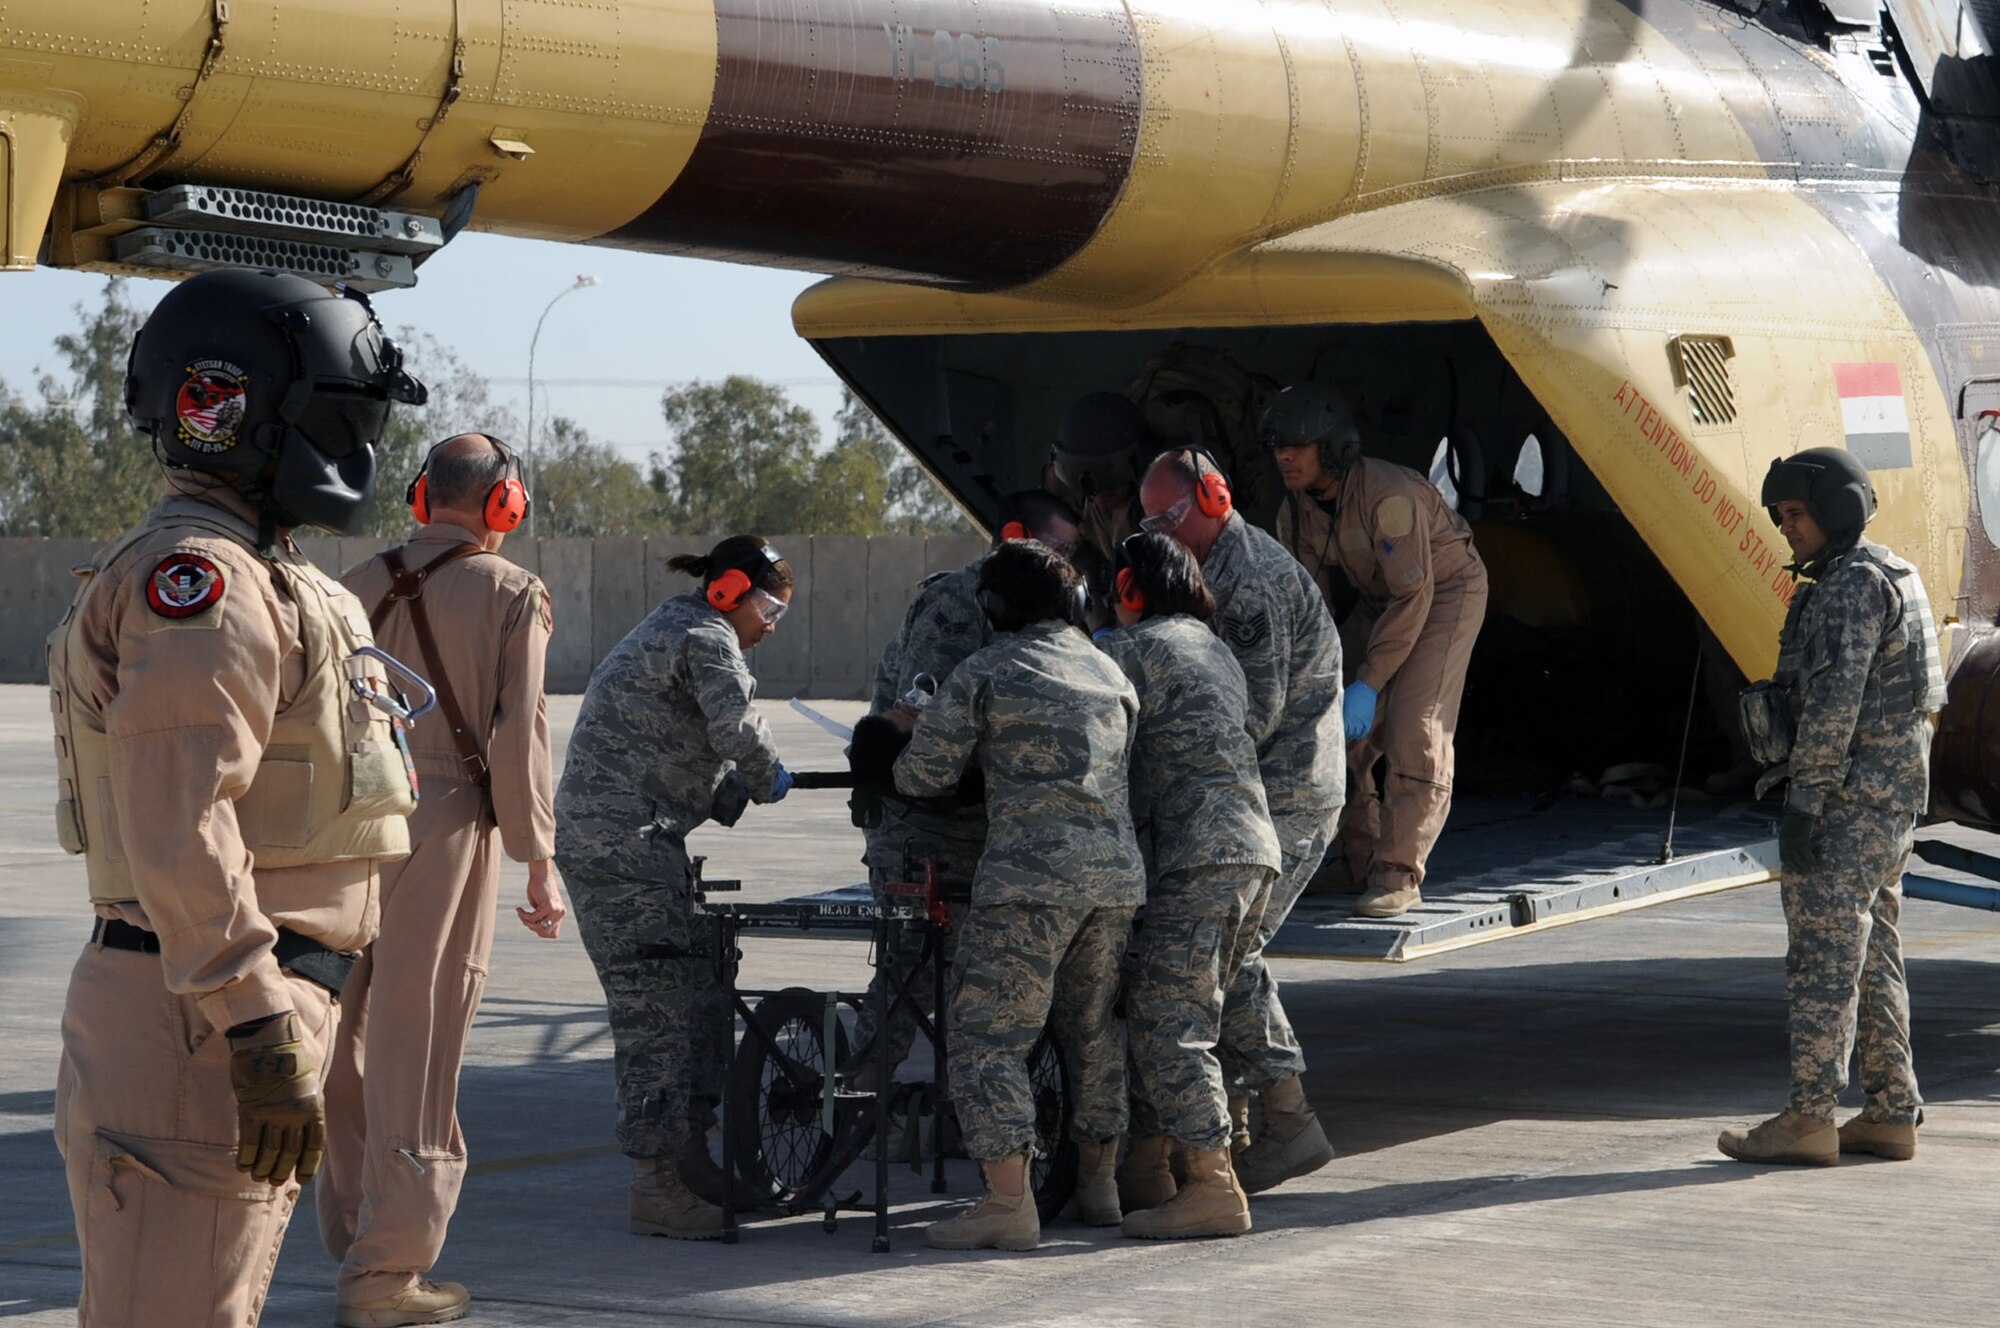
[630,1156,725,1238]
[1234,1075,1336,1193]
[334,1279,470,1328]
[1838,1112,1917,1161]
[1064,1136,1123,1226]
[1115,1134,1177,1212]
[1121,1143,1252,1240]
[1355,882,1421,918]
[1717,1110,1838,1165]
[1227,1096,1251,1154]
[927,1149,1040,1251]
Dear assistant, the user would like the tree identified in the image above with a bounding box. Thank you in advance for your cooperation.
[0,280,157,536]
[653,379,973,536]
[831,391,973,535]
[655,376,825,534]
[534,417,666,536]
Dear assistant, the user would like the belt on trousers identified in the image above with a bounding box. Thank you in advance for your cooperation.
[90,917,357,997]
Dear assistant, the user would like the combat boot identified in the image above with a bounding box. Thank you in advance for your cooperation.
[1116,1134,1177,1212]
[334,1280,470,1328]
[1717,1110,1838,1166]
[1234,1075,1335,1193]
[1355,882,1420,918]
[927,1149,1039,1251]
[630,1156,725,1238]
[676,1142,767,1207]
[1063,1135,1122,1226]
[1227,1096,1251,1153]
[1838,1111,1917,1161]
[1121,1143,1251,1240]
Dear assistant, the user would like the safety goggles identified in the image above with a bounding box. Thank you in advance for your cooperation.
[1139,494,1194,536]
[750,588,789,626]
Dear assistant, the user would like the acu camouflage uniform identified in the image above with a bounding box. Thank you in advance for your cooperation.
[894,621,1145,1161]
[1197,512,1345,1093]
[555,592,785,1159]
[1101,615,1282,1151]
[1768,539,1944,1125]
[854,560,990,1068]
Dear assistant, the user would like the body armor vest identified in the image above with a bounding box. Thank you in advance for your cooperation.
[1772,541,1946,737]
[48,505,414,904]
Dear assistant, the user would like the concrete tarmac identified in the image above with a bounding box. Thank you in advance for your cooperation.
[2,688,1996,1326]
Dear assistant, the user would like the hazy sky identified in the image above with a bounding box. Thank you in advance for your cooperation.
[0,233,844,464]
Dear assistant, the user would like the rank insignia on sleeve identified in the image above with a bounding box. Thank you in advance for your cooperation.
[1222,607,1271,650]
[147,554,226,619]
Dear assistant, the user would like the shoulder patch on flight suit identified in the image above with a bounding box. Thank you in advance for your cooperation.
[145,552,227,629]
[1376,494,1416,540]
[530,580,555,633]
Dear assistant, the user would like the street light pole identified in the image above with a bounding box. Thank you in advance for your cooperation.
[525,274,602,538]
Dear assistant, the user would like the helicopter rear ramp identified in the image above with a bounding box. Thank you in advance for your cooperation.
[1271,799,1778,963]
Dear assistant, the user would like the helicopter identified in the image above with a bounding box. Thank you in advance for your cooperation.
[4,0,1997,954]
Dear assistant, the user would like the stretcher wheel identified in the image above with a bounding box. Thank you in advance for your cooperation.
[728,986,851,1199]
[1028,1027,1078,1221]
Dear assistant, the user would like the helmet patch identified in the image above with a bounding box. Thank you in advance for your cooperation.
[174,361,249,454]
[146,554,227,619]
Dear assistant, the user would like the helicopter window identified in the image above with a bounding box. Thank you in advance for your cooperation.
[1977,413,2000,550]
[1428,437,1459,509]
[1514,436,1545,497]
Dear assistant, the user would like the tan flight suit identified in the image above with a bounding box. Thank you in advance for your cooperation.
[319,524,555,1304]
[1278,458,1488,895]
[1079,493,1144,563]
[49,483,413,1328]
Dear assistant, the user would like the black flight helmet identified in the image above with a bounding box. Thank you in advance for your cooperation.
[125,269,428,534]
[1051,392,1149,501]
[1258,386,1361,472]
[1760,446,1876,547]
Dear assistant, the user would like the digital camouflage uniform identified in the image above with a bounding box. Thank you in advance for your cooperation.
[854,561,989,1068]
[1101,615,1282,1150]
[1197,513,1345,1092]
[555,593,784,1159]
[1771,540,1944,1125]
[894,621,1146,1161]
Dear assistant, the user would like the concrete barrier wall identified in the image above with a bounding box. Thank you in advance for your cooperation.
[1,534,990,696]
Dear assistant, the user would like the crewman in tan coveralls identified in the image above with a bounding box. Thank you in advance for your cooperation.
[1263,388,1489,918]
[319,434,563,1327]
[48,269,428,1328]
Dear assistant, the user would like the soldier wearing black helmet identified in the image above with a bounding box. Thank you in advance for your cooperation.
[1048,391,1154,561]
[46,269,429,1326]
[1261,387,1487,920]
[1719,447,1945,1168]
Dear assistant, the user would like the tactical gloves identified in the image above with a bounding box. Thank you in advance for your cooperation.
[1343,681,1379,742]
[1778,809,1819,875]
[226,1011,326,1186]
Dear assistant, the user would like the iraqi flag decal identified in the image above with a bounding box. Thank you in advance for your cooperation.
[147,554,226,620]
[1834,362,1911,470]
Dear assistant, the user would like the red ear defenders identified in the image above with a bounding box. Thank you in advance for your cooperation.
[408,436,531,533]
[1188,448,1233,520]
[1115,566,1146,615]
[1000,520,1030,542]
[707,544,785,612]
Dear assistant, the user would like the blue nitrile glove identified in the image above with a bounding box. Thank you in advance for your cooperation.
[1343,681,1379,741]
[770,765,796,803]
